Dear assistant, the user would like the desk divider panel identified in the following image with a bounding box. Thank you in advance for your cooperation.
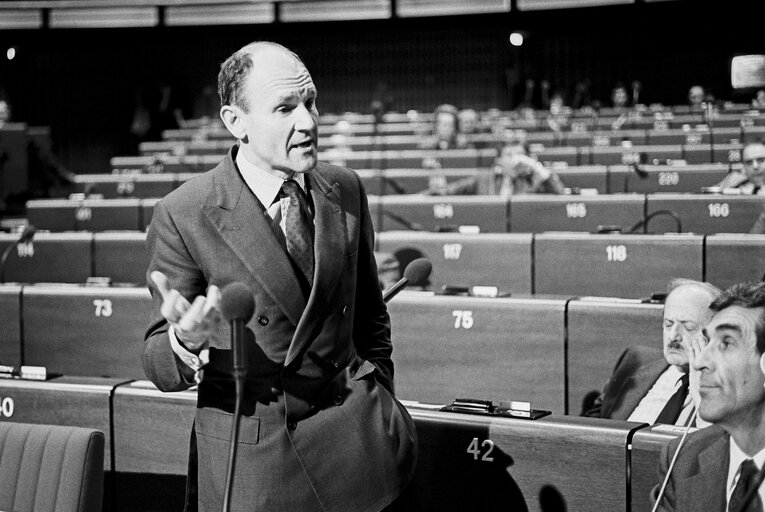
[608,164,730,194]
[534,233,703,298]
[705,234,765,288]
[93,232,149,285]
[0,284,22,368]
[509,194,645,233]
[388,292,567,412]
[0,232,92,283]
[630,426,684,512]
[645,193,765,234]
[376,231,532,294]
[566,298,664,415]
[22,285,153,379]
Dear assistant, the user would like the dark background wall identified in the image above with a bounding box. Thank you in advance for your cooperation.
[0,1,760,173]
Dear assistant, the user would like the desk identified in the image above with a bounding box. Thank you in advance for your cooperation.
[388,292,567,412]
[72,173,176,199]
[645,193,765,234]
[609,164,730,194]
[369,195,509,233]
[0,284,21,368]
[566,298,664,415]
[403,409,642,512]
[508,194,644,233]
[705,234,765,288]
[26,198,143,232]
[376,231,532,293]
[322,148,496,169]
[357,168,481,195]
[22,285,152,379]
[586,145,683,166]
[93,232,149,284]
[534,233,703,297]
[556,165,608,193]
[0,232,91,283]
[0,376,129,471]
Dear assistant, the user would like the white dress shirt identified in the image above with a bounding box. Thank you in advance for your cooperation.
[628,365,694,426]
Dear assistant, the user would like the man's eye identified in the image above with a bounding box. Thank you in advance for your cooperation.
[278,105,294,113]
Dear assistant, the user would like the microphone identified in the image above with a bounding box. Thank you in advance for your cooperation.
[0,225,36,284]
[219,282,255,512]
[383,257,432,303]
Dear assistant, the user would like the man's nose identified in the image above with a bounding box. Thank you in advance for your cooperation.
[295,104,317,132]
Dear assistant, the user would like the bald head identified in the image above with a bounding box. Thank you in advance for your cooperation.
[218,41,307,112]
[662,280,720,370]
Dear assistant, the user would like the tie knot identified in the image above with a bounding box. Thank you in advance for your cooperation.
[742,459,759,480]
[281,179,301,198]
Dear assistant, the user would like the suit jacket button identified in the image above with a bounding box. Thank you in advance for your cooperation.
[341,306,348,316]
[333,395,344,406]
[257,315,269,326]
[287,421,297,431]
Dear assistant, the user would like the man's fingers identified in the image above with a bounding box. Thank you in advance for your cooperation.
[160,289,190,323]
[151,271,173,301]
[203,285,221,316]
[177,295,207,333]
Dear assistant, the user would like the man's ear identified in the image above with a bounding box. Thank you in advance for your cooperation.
[759,352,765,382]
[220,105,247,141]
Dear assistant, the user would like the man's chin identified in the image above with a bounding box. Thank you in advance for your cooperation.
[665,351,688,368]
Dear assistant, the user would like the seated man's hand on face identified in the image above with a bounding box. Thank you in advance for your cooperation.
[685,331,712,427]
[151,270,223,353]
[508,153,551,181]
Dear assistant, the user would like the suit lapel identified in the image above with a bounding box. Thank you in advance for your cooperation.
[202,149,305,327]
[610,358,668,420]
[285,167,345,366]
[678,432,729,511]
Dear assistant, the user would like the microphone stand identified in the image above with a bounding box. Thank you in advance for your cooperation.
[222,317,247,512]
[626,209,683,234]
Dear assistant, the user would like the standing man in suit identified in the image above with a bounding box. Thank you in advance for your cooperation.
[585,279,720,424]
[143,41,417,511]
[653,281,765,511]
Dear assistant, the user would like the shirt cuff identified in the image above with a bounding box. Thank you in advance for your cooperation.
[169,326,209,381]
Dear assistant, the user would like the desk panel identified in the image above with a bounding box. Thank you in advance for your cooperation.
[370,195,509,233]
[23,285,153,378]
[93,232,149,284]
[609,164,730,194]
[26,199,78,231]
[509,194,644,233]
[0,285,22,368]
[0,232,92,283]
[376,231,532,293]
[587,145,683,166]
[534,233,703,297]
[112,381,196,474]
[630,426,683,512]
[72,174,176,199]
[140,198,160,230]
[357,169,480,196]
[323,148,495,169]
[26,198,142,232]
[567,298,664,415]
[556,165,608,193]
[388,292,567,412]
[403,409,640,512]
[705,234,765,288]
[645,193,765,234]
[0,376,128,470]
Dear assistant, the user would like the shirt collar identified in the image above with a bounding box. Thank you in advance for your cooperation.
[727,437,765,496]
[235,147,306,209]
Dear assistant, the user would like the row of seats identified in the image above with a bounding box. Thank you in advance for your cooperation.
[26,192,763,234]
[0,283,745,414]
[0,375,681,512]
[141,125,765,155]
[2,231,762,296]
[71,163,734,199]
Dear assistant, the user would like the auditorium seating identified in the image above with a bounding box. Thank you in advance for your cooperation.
[0,375,683,512]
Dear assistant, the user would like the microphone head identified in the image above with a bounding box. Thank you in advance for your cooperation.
[220,282,255,323]
[403,258,432,286]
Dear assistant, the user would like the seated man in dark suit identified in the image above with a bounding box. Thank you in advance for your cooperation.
[585,279,720,426]
[653,281,765,511]
[714,142,765,193]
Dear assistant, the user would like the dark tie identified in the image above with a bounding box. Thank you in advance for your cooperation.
[281,179,314,286]
[730,459,764,512]
[654,373,689,425]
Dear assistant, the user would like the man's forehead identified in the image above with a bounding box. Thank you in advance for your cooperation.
[743,144,765,159]
[246,47,314,91]
[708,305,763,334]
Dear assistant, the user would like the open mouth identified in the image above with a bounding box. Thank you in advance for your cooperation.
[292,140,314,150]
